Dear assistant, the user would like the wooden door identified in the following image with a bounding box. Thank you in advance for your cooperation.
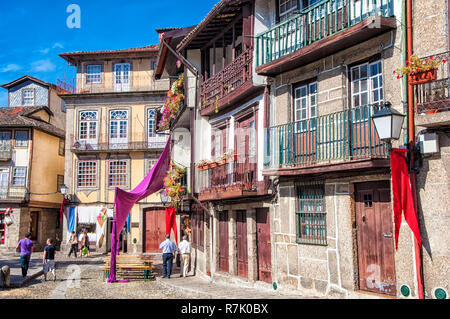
[144,209,166,253]
[236,210,248,278]
[30,211,39,241]
[218,211,229,273]
[355,181,396,296]
[256,208,272,283]
[235,115,256,189]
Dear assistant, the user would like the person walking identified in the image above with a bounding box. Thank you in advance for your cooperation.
[16,232,34,278]
[159,234,177,279]
[42,238,56,282]
[67,231,78,258]
[80,231,89,257]
[178,235,191,277]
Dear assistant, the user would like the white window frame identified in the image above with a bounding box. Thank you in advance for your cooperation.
[22,89,35,106]
[350,60,383,109]
[77,160,98,189]
[78,111,99,144]
[86,64,102,84]
[11,167,26,187]
[108,160,129,188]
[109,110,129,148]
[147,109,156,138]
[279,0,299,22]
[294,81,318,132]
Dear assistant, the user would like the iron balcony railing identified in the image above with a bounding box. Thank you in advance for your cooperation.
[255,0,394,67]
[264,104,389,169]
[0,146,12,161]
[70,133,169,152]
[0,187,28,201]
[197,159,257,194]
[414,51,450,114]
[56,76,170,95]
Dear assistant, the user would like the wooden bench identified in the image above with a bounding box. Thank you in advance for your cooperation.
[100,255,156,282]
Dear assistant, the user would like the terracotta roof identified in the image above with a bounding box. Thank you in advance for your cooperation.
[59,44,160,64]
[1,75,55,90]
[0,106,65,138]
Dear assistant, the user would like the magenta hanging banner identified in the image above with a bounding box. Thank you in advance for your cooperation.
[108,138,171,283]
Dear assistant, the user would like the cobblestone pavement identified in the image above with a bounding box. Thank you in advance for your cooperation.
[0,252,307,299]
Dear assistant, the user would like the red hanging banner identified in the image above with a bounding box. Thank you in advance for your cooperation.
[165,206,178,245]
[390,148,422,250]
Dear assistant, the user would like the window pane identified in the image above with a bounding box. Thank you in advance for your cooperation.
[15,131,28,147]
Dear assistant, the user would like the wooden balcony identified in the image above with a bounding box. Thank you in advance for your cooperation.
[70,133,168,153]
[264,105,390,176]
[200,48,258,116]
[255,0,396,76]
[197,158,264,201]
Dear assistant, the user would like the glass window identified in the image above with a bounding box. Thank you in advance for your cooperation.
[279,0,298,22]
[294,81,318,132]
[86,65,102,84]
[79,111,98,141]
[109,110,128,141]
[351,60,383,108]
[77,161,97,188]
[12,167,26,186]
[296,183,327,245]
[57,175,64,193]
[23,89,34,106]
[108,160,128,187]
[14,131,28,147]
[148,109,156,138]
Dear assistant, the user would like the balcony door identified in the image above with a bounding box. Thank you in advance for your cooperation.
[78,111,98,149]
[0,168,8,199]
[114,63,131,92]
[235,114,256,190]
[109,110,129,149]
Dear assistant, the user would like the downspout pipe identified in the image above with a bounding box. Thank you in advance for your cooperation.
[405,0,425,299]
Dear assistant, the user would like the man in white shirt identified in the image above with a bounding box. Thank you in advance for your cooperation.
[178,235,191,277]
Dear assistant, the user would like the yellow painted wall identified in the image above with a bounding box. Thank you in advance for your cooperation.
[77,57,156,93]
[29,129,65,204]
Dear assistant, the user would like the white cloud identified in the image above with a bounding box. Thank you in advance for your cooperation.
[52,42,64,49]
[0,64,22,73]
[31,59,56,72]
[39,48,51,54]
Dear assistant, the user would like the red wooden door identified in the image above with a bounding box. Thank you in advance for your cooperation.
[219,211,229,272]
[355,181,396,296]
[236,210,248,278]
[144,209,166,253]
[256,208,272,283]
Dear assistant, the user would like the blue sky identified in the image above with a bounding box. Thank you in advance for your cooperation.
[0,0,218,106]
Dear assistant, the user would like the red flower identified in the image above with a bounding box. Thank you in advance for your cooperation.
[429,56,434,60]
[397,75,400,79]
[405,60,409,66]
[443,59,447,64]
[393,70,396,74]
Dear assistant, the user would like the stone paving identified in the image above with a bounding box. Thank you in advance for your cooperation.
[0,252,308,299]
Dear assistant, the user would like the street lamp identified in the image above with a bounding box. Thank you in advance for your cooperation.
[372,102,406,141]
[60,184,71,201]
[160,189,170,206]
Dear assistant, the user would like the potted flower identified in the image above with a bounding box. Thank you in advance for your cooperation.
[394,55,446,85]
[163,161,186,207]
[197,160,209,171]
[217,153,227,166]
[226,149,238,162]
[158,73,185,131]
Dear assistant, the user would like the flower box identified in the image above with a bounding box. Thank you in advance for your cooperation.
[409,68,437,85]
[217,159,227,166]
[209,162,218,168]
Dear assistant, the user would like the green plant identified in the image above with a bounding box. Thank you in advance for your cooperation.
[163,161,186,207]
[158,73,185,130]
[394,55,446,79]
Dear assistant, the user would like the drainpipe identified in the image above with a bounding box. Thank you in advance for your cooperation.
[405,0,425,299]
